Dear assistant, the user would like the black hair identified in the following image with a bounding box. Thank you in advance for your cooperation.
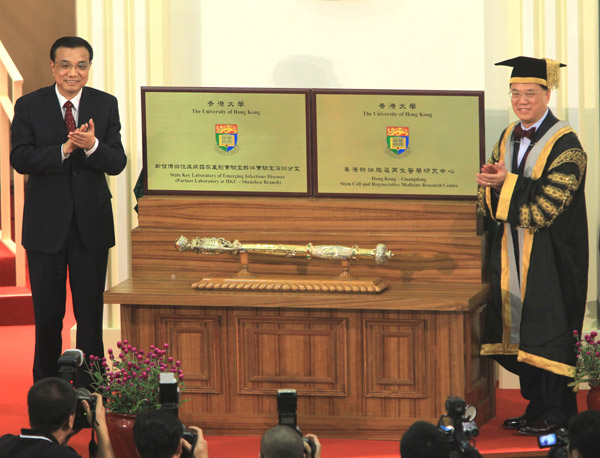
[134,409,184,458]
[568,410,600,458]
[50,36,93,62]
[27,377,78,433]
[260,425,304,458]
[400,421,451,458]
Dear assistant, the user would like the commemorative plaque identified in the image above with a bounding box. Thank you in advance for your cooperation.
[142,87,311,195]
[312,90,485,198]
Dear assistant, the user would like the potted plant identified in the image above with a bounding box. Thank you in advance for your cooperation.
[568,330,600,410]
[87,341,185,458]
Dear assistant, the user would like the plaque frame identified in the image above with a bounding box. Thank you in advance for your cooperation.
[310,89,485,200]
[141,87,312,197]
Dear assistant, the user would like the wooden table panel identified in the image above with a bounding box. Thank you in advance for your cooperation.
[109,195,494,439]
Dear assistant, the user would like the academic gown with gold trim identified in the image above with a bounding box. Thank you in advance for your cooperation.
[477,110,588,378]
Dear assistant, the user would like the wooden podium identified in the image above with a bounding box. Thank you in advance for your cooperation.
[104,195,494,439]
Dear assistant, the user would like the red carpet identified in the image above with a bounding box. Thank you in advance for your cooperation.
[0,315,588,457]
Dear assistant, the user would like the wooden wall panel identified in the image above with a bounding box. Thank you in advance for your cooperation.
[117,299,493,439]
[363,319,427,398]
[131,228,483,284]
[137,196,479,233]
[158,314,222,394]
[235,315,348,396]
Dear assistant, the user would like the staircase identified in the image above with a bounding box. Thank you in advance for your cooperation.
[0,39,32,325]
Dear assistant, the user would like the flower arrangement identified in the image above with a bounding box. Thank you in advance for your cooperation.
[87,340,185,415]
[568,330,600,388]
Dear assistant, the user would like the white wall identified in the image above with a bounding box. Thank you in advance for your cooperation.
[169,0,486,90]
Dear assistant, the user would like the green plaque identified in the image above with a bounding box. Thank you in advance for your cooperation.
[142,88,311,195]
[312,90,484,198]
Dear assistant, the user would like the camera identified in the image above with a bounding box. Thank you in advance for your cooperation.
[438,396,481,458]
[159,372,198,458]
[277,389,317,458]
[57,349,96,430]
[538,428,568,458]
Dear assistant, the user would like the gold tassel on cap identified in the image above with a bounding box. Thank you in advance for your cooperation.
[545,58,561,89]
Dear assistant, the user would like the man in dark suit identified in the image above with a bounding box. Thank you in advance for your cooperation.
[10,36,127,386]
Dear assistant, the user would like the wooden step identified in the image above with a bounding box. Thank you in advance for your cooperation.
[0,286,33,326]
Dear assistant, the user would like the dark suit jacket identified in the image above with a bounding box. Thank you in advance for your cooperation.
[10,84,127,254]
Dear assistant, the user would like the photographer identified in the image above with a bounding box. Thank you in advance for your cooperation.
[400,421,451,458]
[133,409,209,458]
[566,410,600,458]
[0,377,114,458]
[400,421,483,458]
[260,425,322,458]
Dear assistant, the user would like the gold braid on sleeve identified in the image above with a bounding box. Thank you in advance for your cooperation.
[519,148,585,229]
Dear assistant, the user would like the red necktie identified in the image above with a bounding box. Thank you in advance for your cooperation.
[64,100,76,133]
[513,124,535,141]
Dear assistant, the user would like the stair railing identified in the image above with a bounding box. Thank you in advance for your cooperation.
[0,40,25,287]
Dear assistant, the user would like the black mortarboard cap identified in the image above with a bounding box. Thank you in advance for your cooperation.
[495,56,566,89]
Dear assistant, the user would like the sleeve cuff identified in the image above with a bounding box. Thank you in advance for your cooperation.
[84,138,99,156]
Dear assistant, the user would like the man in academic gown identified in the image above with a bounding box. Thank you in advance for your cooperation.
[476,56,588,435]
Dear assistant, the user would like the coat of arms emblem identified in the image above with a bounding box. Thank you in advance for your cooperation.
[386,127,409,155]
[215,124,238,152]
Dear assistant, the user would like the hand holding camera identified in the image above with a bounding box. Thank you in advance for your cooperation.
[302,433,321,458]
[80,392,105,429]
[182,426,208,458]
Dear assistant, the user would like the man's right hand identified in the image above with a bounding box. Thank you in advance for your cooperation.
[82,394,115,458]
[182,426,209,458]
[303,433,321,458]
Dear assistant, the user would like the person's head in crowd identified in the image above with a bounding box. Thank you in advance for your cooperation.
[134,409,184,458]
[260,425,304,458]
[400,421,451,458]
[27,377,78,437]
[567,410,600,458]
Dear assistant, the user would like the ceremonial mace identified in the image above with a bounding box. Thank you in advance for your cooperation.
[175,236,393,293]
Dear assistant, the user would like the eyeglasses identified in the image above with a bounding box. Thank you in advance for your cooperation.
[54,61,91,72]
[508,90,543,101]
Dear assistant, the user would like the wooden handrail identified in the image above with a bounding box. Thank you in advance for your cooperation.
[0,40,25,287]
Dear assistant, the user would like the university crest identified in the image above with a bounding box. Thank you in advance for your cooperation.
[215,124,238,153]
[387,127,409,155]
